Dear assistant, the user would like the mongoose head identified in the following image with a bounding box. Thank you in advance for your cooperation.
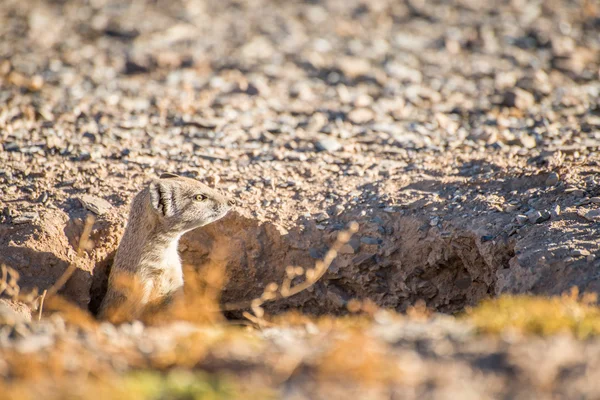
[146,173,235,233]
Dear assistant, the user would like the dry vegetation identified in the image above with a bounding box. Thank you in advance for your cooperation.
[3,249,600,398]
[467,289,600,338]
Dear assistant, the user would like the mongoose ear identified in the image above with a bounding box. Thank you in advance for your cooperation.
[160,173,180,179]
[149,181,172,217]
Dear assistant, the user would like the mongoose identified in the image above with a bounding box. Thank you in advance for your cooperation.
[98,173,234,322]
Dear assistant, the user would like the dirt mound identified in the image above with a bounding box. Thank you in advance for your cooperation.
[0,0,599,317]
[3,165,598,319]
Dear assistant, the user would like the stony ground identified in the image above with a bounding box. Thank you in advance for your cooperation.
[1,0,600,398]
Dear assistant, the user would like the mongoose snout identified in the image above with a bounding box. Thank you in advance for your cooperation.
[97,173,234,323]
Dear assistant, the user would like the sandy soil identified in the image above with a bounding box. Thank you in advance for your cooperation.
[1,0,600,398]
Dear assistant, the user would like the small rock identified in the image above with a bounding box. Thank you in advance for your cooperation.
[545,172,560,186]
[315,212,329,222]
[571,249,591,257]
[360,236,381,245]
[526,210,551,224]
[515,215,529,225]
[315,137,342,153]
[354,94,373,108]
[590,197,600,204]
[519,134,537,149]
[584,209,600,222]
[430,216,440,226]
[550,204,561,218]
[37,192,49,204]
[337,57,371,78]
[503,88,535,109]
[78,151,92,161]
[78,195,113,215]
[564,187,586,197]
[347,108,374,124]
[12,211,39,225]
[3,142,19,152]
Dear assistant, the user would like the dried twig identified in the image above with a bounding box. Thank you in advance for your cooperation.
[221,222,359,318]
[38,290,47,321]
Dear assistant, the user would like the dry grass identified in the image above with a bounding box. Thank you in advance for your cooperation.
[0,219,366,398]
[317,331,400,385]
[1,369,274,400]
[465,289,600,339]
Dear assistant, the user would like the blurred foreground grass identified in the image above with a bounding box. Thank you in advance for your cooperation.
[466,290,600,339]
[3,369,274,400]
[3,292,600,399]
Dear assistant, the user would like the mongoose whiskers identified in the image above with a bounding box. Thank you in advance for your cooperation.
[98,173,234,322]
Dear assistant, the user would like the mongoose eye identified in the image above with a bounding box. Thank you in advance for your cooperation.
[194,194,208,201]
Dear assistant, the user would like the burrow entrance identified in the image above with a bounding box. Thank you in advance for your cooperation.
[86,211,516,316]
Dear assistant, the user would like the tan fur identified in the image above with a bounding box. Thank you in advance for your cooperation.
[97,173,234,323]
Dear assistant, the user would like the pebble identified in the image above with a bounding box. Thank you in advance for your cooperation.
[545,172,560,186]
[564,187,586,197]
[526,210,551,224]
[78,151,92,161]
[315,212,329,222]
[347,108,374,124]
[38,192,49,204]
[12,211,39,225]
[584,209,600,222]
[503,88,535,109]
[333,204,345,216]
[315,137,342,153]
[519,134,537,149]
[571,249,591,257]
[78,195,113,215]
[515,215,529,225]
[360,236,381,245]
[3,142,19,152]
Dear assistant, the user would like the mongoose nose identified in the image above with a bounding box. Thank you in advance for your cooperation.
[227,199,237,207]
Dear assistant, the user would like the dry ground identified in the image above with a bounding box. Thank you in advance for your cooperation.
[1,0,600,398]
